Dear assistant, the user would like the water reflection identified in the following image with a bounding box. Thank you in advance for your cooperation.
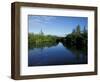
[29,41,58,49]
[63,43,87,62]
[28,42,87,66]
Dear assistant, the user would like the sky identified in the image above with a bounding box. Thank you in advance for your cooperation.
[28,15,88,37]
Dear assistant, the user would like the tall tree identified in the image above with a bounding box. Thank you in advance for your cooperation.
[76,24,81,35]
[83,26,87,33]
[40,28,44,35]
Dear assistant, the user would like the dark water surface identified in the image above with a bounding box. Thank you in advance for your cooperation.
[28,42,87,66]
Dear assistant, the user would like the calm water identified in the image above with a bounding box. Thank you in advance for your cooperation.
[28,42,87,66]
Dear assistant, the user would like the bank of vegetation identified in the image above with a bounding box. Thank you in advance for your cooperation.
[28,24,87,50]
[64,25,87,49]
[28,33,58,48]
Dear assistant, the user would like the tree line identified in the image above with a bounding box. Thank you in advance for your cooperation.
[28,24,87,50]
[28,33,58,48]
[63,24,87,50]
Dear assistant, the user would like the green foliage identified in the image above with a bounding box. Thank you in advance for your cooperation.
[76,24,81,35]
[83,26,87,34]
[64,24,87,49]
[28,33,57,48]
[28,24,87,51]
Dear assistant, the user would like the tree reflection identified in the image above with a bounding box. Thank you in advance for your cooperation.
[29,41,58,49]
[62,42,87,63]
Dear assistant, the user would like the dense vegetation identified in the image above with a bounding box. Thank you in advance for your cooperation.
[63,25,87,49]
[28,33,58,48]
[28,24,87,52]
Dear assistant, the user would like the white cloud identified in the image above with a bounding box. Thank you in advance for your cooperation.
[29,15,57,25]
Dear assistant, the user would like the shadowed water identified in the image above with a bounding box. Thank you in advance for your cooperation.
[28,42,87,66]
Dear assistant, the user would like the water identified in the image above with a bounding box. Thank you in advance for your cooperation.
[28,42,87,66]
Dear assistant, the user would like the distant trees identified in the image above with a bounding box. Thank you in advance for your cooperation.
[40,29,44,35]
[72,24,81,34]
[28,33,35,48]
[28,33,57,48]
[64,24,87,49]
[76,24,81,34]
[28,25,87,50]
[83,26,87,34]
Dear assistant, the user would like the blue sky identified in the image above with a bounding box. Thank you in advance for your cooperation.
[28,15,88,37]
